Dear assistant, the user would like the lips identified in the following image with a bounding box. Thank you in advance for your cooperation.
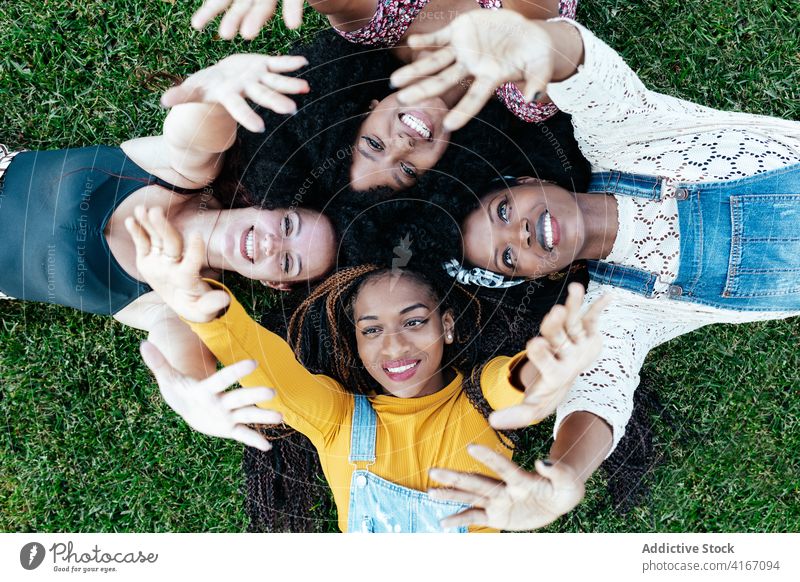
[536,210,560,251]
[398,111,433,141]
[382,359,421,382]
[240,226,255,263]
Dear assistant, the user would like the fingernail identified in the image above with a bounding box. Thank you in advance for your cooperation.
[532,91,543,102]
[541,459,553,466]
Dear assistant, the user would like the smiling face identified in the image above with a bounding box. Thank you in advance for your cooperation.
[212,207,336,288]
[462,178,586,279]
[353,272,454,398]
[349,92,453,191]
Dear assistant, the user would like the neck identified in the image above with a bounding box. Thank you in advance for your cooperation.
[170,195,225,273]
[575,192,618,260]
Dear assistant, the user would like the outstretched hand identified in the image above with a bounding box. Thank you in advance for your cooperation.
[141,341,280,451]
[429,445,584,531]
[191,0,305,39]
[390,10,554,131]
[161,53,309,132]
[124,206,230,323]
[491,283,611,430]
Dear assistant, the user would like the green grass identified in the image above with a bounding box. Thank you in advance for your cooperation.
[1,0,799,532]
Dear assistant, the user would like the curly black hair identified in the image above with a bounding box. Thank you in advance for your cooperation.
[211,28,590,219]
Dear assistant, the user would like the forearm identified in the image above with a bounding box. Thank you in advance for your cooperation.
[549,411,612,483]
[148,316,218,380]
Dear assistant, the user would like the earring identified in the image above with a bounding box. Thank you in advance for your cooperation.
[446,332,453,342]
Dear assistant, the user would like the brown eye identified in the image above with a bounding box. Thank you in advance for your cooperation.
[498,198,510,223]
[400,162,417,179]
[282,253,291,274]
[362,136,384,151]
[503,247,515,269]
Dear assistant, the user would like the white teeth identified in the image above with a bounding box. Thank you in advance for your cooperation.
[386,362,417,374]
[400,113,431,139]
[245,228,254,261]
[544,211,554,250]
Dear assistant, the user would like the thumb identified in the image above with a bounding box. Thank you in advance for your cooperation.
[534,459,575,488]
[161,84,202,108]
[140,341,178,383]
[407,26,453,50]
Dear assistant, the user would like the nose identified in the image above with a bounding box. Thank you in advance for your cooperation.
[519,217,532,250]
[261,233,278,258]
[392,134,414,152]
[381,329,409,359]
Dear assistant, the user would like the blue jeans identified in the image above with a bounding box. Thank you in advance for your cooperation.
[587,164,800,311]
[346,395,468,533]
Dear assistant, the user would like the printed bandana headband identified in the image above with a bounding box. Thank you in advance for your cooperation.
[442,175,529,289]
[443,258,527,289]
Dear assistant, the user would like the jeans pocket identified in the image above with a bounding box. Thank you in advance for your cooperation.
[724,194,800,299]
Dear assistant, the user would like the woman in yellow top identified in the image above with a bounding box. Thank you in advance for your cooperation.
[125,207,610,532]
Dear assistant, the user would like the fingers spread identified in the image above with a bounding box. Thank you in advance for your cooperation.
[230,406,283,425]
[467,445,530,487]
[282,0,305,30]
[440,508,488,529]
[220,386,276,410]
[231,424,272,451]
[392,47,456,93]
[260,72,309,94]
[217,0,252,39]
[239,0,276,39]
[396,62,466,108]
[538,304,568,350]
[429,468,502,496]
[221,93,265,132]
[161,84,203,108]
[428,487,484,506]
[245,83,297,115]
[443,78,497,131]
[203,359,259,393]
[406,27,454,50]
[124,216,151,257]
[148,207,183,260]
[191,0,233,30]
[266,55,309,73]
[489,403,540,430]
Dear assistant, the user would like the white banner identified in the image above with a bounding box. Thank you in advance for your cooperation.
[1,533,798,581]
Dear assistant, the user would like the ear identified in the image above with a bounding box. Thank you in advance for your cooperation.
[262,281,293,292]
[368,99,379,112]
[441,309,455,343]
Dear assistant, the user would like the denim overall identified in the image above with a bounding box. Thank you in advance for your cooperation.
[586,163,800,312]
[346,395,469,533]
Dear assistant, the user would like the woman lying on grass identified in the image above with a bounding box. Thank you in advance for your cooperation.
[190,0,576,125]
[388,10,800,528]
[162,29,586,205]
[126,204,610,531]
[0,54,337,379]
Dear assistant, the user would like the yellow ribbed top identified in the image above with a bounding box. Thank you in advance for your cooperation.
[188,282,527,532]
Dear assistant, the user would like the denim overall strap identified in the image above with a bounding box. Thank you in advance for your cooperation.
[348,394,377,464]
[585,171,674,296]
[345,395,469,533]
[587,171,666,201]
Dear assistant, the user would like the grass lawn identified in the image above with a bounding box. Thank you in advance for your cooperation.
[1,0,798,532]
